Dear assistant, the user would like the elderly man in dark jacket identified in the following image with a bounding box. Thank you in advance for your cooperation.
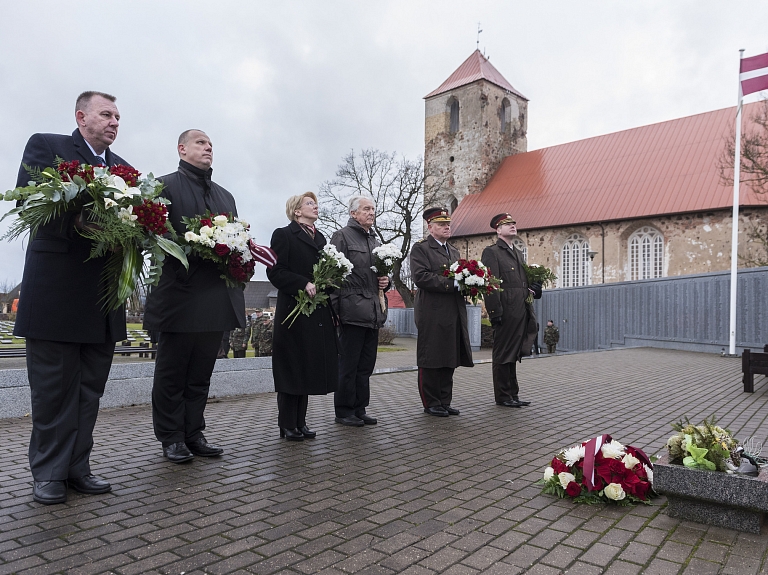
[410,207,473,417]
[330,196,390,426]
[144,129,245,463]
[481,213,541,408]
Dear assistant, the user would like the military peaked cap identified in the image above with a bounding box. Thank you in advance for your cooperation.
[424,207,451,223]
[490,213,516,229]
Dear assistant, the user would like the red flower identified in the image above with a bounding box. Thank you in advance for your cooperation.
[470,287,478,297]
[134,200,168,234]
[476,268,485,277]
[443,270,450,277]
[214,244,230,256]
[200,218,213,228]
[565,482,581,497]
[550,457,568,474]
[110,164,141,187]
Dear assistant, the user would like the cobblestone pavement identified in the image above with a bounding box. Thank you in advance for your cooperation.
[1,348,768,575]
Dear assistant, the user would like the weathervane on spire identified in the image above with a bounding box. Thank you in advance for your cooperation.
[476,22,482,50]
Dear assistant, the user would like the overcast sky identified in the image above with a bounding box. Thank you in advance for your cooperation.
[2,0,767,286]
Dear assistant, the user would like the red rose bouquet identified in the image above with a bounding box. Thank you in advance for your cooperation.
[537,434,656,506]
[2,160,187,310]
[182,211,276,289]
[442,258,502,305]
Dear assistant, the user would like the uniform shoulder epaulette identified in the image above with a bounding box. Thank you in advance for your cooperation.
[417,238,427,243]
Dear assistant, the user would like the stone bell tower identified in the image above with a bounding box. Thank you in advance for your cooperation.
[424,50,528,213]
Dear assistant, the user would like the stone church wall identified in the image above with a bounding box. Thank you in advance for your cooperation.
[450,208,768,284]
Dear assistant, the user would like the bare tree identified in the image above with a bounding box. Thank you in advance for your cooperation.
[318,149,439,307]
[0,278,18,314]
[719,99,768,266]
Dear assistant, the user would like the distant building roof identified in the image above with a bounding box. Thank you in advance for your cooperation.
[425,50,527,101]
[385,289,406,309]
[244,280,275,309]
[451,103,767,237]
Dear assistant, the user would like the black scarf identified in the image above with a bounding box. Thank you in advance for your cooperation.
[179,160,213,196]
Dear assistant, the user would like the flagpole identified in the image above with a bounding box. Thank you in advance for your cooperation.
[728,49,745,356]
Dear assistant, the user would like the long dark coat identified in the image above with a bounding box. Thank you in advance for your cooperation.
[266,221,339,395]
[13,129,127,343]
[481,239,538,364]
[143,161,245,332]
[410,235,473,369]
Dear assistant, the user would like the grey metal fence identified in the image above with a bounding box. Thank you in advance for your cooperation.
[533,267,768,354]
[386,305,483,350]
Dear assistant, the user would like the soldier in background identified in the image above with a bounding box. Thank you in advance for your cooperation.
[229,317,252,358]
[251,309,274,357]
[544,320,560,354]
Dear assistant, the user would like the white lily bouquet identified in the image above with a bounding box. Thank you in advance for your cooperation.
[2,160,187,310]
[370,244,402,313]
[283,243,353,328]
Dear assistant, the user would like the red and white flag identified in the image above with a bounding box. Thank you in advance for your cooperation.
[740,51,768,97]
[249,241,278,269]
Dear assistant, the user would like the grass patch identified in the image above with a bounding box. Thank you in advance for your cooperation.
[377,346,408,353]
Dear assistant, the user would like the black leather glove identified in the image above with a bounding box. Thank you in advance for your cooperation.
[490,316,503,327]
[530,282,543,300]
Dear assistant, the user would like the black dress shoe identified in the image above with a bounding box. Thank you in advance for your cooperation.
[163,442,195,463]
[442,405,460,415]
[335,415,365,427]
[299,425,316,438]
[33,480,67,505]
[280,428,304,441]
[512,397,531,406]
[424,406,449,417]
[496,400,522,407]
[186,437,224,457]
[68,474,111,494]
[357,414,377,425]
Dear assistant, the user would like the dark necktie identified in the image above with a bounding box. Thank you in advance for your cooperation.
[444,244,450,257]
[96,156,106,166]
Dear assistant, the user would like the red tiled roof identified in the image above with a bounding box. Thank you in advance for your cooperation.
[385,290,406,308]
[425,50,527,101]
[450,104,766,237]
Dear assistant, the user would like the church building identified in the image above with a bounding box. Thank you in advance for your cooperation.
[425,50,768,286]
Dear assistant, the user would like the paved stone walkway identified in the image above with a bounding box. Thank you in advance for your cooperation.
[1,348,767,575]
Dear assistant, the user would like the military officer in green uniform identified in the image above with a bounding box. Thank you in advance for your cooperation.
[250,309,273,357]
[410,207,473,417]
[481,213,542,408]
[229,317,252,358]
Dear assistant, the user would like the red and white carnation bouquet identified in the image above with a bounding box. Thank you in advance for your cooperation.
[538,434,656,505]
[2,160,187,310]
[443,258,502,305]
[182,211,276,289]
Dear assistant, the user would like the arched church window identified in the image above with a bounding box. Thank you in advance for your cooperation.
[511,237,527,263]
[500,98,510,134]
[629,226,664,280]
[449,99,460,134]
[449,196,458,214]
[561,234,590,287]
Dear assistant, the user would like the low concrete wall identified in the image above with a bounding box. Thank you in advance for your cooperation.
[0,357,275,420]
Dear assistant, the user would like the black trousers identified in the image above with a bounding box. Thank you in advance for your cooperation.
[233,349,246,358]
[26,338,115,481]
[492,361,520,403]
[277,393,308,429]
[151,331,221,446]
[335,324,377,417]
[418,367,454,408]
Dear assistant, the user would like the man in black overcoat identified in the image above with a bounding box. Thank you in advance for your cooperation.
[14,91,128,504]
[480,213,541,408]
[143,130,245,463]
[410,208,473,417]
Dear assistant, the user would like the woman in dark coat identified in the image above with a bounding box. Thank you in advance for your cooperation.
[266,192,339,440]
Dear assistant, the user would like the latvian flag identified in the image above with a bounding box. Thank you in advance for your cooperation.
[740,51,768,97]
[249,241,278,269]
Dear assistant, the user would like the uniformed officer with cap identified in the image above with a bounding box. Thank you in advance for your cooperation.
[481,213,541,407]
[410,207,473,416]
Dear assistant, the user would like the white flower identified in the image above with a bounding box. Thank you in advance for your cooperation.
[199,225,214,237]
[604,483,626,501]
[601,440,625,460]
[213,215,229,226]
[104,197,118,209]
[118,206,138,226]
[563,445,585,467]
[543,467,555,481]
[449,261,459,272]
[370,265,378,272]
[643,464,653,483]
[558,472,576,489]
[185,231,199,242]
[622,453,640,470]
